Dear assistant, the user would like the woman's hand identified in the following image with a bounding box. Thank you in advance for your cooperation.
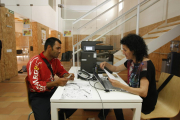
[100,62,106,70]
[108,78,122,88]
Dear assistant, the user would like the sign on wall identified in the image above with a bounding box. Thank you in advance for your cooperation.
[23,19,30,28]
[64,31,71,37]
[22,29,32,36]
[8,9,14,14]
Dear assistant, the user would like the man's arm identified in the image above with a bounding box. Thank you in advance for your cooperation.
[46,78,69,88]
[63,73,75,80]
[55,59,69,77]
[27,57,47,92]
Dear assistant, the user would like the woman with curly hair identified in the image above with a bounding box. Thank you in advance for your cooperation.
[98,34,158,120]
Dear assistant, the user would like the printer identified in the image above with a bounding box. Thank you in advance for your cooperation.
[80,41,114,73]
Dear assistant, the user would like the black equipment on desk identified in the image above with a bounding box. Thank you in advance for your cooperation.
[80,41,97,73]
[77,69,93,80]
[80,41,114,73]
[81,51,97,73]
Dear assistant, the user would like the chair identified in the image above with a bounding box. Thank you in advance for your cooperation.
[25,76,66,120]
[16,49,24,61]
[141,72,180,120]
[25,76,34,120]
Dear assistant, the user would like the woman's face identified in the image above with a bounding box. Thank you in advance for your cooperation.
[122,45,135,60]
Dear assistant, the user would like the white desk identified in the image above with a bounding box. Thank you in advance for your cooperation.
[51,67,142,120]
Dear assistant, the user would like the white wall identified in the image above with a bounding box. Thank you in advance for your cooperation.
[2,0,61,32]
[121,0,180,33]
[1,0,48,6]
[168,0,180,19]
[2,0,180,35]
[62,0,118,35]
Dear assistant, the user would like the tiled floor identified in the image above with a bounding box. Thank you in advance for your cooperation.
[0,56,180,120]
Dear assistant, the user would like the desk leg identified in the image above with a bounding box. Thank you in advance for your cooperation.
[51,103,58,120]
[132,103,142,120]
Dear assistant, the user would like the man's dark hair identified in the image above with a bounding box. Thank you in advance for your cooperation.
[120,34,148,63]
[44,37,61,51]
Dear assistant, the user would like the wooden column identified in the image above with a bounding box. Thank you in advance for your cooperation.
[0,7,17,81]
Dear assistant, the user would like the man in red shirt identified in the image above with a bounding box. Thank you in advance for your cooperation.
[27,37,76,120]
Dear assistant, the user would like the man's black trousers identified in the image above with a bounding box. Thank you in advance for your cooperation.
[29,87,76,120]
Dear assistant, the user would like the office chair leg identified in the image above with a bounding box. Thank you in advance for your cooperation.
[28,111,33,120]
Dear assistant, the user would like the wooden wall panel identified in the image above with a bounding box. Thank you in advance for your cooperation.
[16,32,22,49]
[154,47,160,53]
[72,35,77,45]
[0,7,17,81]
[65,37,72,52]
[37,23,49,54]
[106,35,111,45]
[29,22,49,59]
[50,30,58,38]
[110,35,121,50]
[79,35,88,41]
[15,32,29,50]
[50,30,65,59]
[139,21,165,36]
[29,22,37,59]
[60,32,65,58]
[167,15,180,23]
[159,41,171,53]
[0,7,5,82]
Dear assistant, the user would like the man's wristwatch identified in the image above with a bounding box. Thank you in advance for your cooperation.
[63,73,68,77]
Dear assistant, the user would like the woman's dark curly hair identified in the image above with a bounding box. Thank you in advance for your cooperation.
[120,34,148,63]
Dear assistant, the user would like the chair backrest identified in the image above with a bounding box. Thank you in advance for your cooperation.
[157,72,171,89]
[157,72,180,112]
[25,76,32,109]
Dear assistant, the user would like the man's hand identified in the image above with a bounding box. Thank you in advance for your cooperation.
[46,78,68,88]
[56,78,69,86]
[64,73,75,80]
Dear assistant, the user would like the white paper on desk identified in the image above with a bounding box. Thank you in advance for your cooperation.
[61,82,92,99]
